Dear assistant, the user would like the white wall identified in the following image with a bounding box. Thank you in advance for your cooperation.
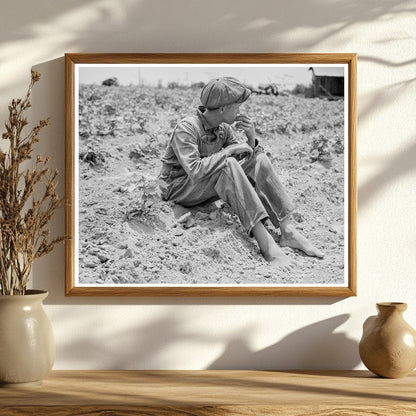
[1,0,415,370]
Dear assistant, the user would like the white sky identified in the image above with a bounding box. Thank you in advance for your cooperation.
[78,64,345,88]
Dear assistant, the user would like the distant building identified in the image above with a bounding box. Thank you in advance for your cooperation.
[308,67,344,98]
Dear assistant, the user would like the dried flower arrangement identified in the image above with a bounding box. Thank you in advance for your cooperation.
[0,71,65,295]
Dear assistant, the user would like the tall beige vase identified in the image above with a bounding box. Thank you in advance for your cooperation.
[0,290,55,387]
[359,302,416,378]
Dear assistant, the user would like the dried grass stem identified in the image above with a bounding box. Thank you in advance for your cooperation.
[0,71,65,295]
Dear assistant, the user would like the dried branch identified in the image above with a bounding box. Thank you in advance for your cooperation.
[0,70,66,295]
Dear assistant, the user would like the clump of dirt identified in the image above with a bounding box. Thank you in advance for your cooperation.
[78,85,346,285]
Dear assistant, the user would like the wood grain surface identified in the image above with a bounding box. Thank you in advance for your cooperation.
[1,370,415,415]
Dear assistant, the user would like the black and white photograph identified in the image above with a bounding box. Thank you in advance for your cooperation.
[65,54,356,296]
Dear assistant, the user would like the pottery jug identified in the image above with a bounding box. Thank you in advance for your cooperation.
[0,290,55,387]
[359,302,416,378]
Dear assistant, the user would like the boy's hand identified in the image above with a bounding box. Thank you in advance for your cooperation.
[234,114,256,147]
[224,143,253,158]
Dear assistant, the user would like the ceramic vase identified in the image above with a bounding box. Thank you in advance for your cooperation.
[0,290,55,387]
[359,302,416,378]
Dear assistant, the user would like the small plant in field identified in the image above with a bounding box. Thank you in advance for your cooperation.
[309,134,332,164]
[332,135,344,155]
[125,178,159,218]
[0,71,65,295]
[290,143,307,164]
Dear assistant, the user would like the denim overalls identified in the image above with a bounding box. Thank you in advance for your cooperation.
[159,107,294,234]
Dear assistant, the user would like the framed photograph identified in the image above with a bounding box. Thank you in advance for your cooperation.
[65,53,356,296]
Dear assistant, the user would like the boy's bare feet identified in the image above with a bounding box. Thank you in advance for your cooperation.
[251,221,296,272]
[262,245,297,272]
[280,222,324,259]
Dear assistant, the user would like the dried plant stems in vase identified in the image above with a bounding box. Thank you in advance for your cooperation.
[0,70,65,295]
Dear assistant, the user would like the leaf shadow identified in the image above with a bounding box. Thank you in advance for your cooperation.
[207,314,360,370]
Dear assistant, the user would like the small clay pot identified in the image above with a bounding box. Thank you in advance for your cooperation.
[359,302,416,378]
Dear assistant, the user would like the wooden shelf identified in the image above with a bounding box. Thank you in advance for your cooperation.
[1,370,415,415]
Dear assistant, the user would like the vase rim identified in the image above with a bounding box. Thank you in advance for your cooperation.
[0,289,48,300]
[377,302,407,311]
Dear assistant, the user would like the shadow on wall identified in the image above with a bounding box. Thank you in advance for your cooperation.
[207,314,360,370]
[54,310,214,369]
[53,307,359,370]
[1,0,413,52]
[358,138,416,209]
[30,57,67,302]
[358,78,416,128]
[0,0,414,97]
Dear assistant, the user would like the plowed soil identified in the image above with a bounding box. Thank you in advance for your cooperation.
[77,85,346,286]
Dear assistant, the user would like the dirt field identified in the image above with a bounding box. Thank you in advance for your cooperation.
[77,85,346,285]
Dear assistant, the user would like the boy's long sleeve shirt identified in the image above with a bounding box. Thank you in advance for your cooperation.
[160,107,239,184]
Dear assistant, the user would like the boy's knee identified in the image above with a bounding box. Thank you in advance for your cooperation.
[224,156,241,170]
[256,153,273,170]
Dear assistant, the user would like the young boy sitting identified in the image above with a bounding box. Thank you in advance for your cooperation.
[159,77,323,272]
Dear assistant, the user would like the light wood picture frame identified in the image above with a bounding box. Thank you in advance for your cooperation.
[65,53,357,296]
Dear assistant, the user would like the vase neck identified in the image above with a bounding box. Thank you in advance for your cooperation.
[377,302,407,316]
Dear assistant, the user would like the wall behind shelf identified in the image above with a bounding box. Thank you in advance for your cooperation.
[0,0,415,370]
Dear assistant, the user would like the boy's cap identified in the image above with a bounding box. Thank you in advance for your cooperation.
[200,77,251,109]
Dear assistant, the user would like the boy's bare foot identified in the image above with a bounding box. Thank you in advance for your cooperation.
[251,220,297,272]
[280,223,324,259]
[263,246,297,272]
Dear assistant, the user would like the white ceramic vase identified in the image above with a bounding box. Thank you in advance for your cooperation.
[0,290,55,387]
